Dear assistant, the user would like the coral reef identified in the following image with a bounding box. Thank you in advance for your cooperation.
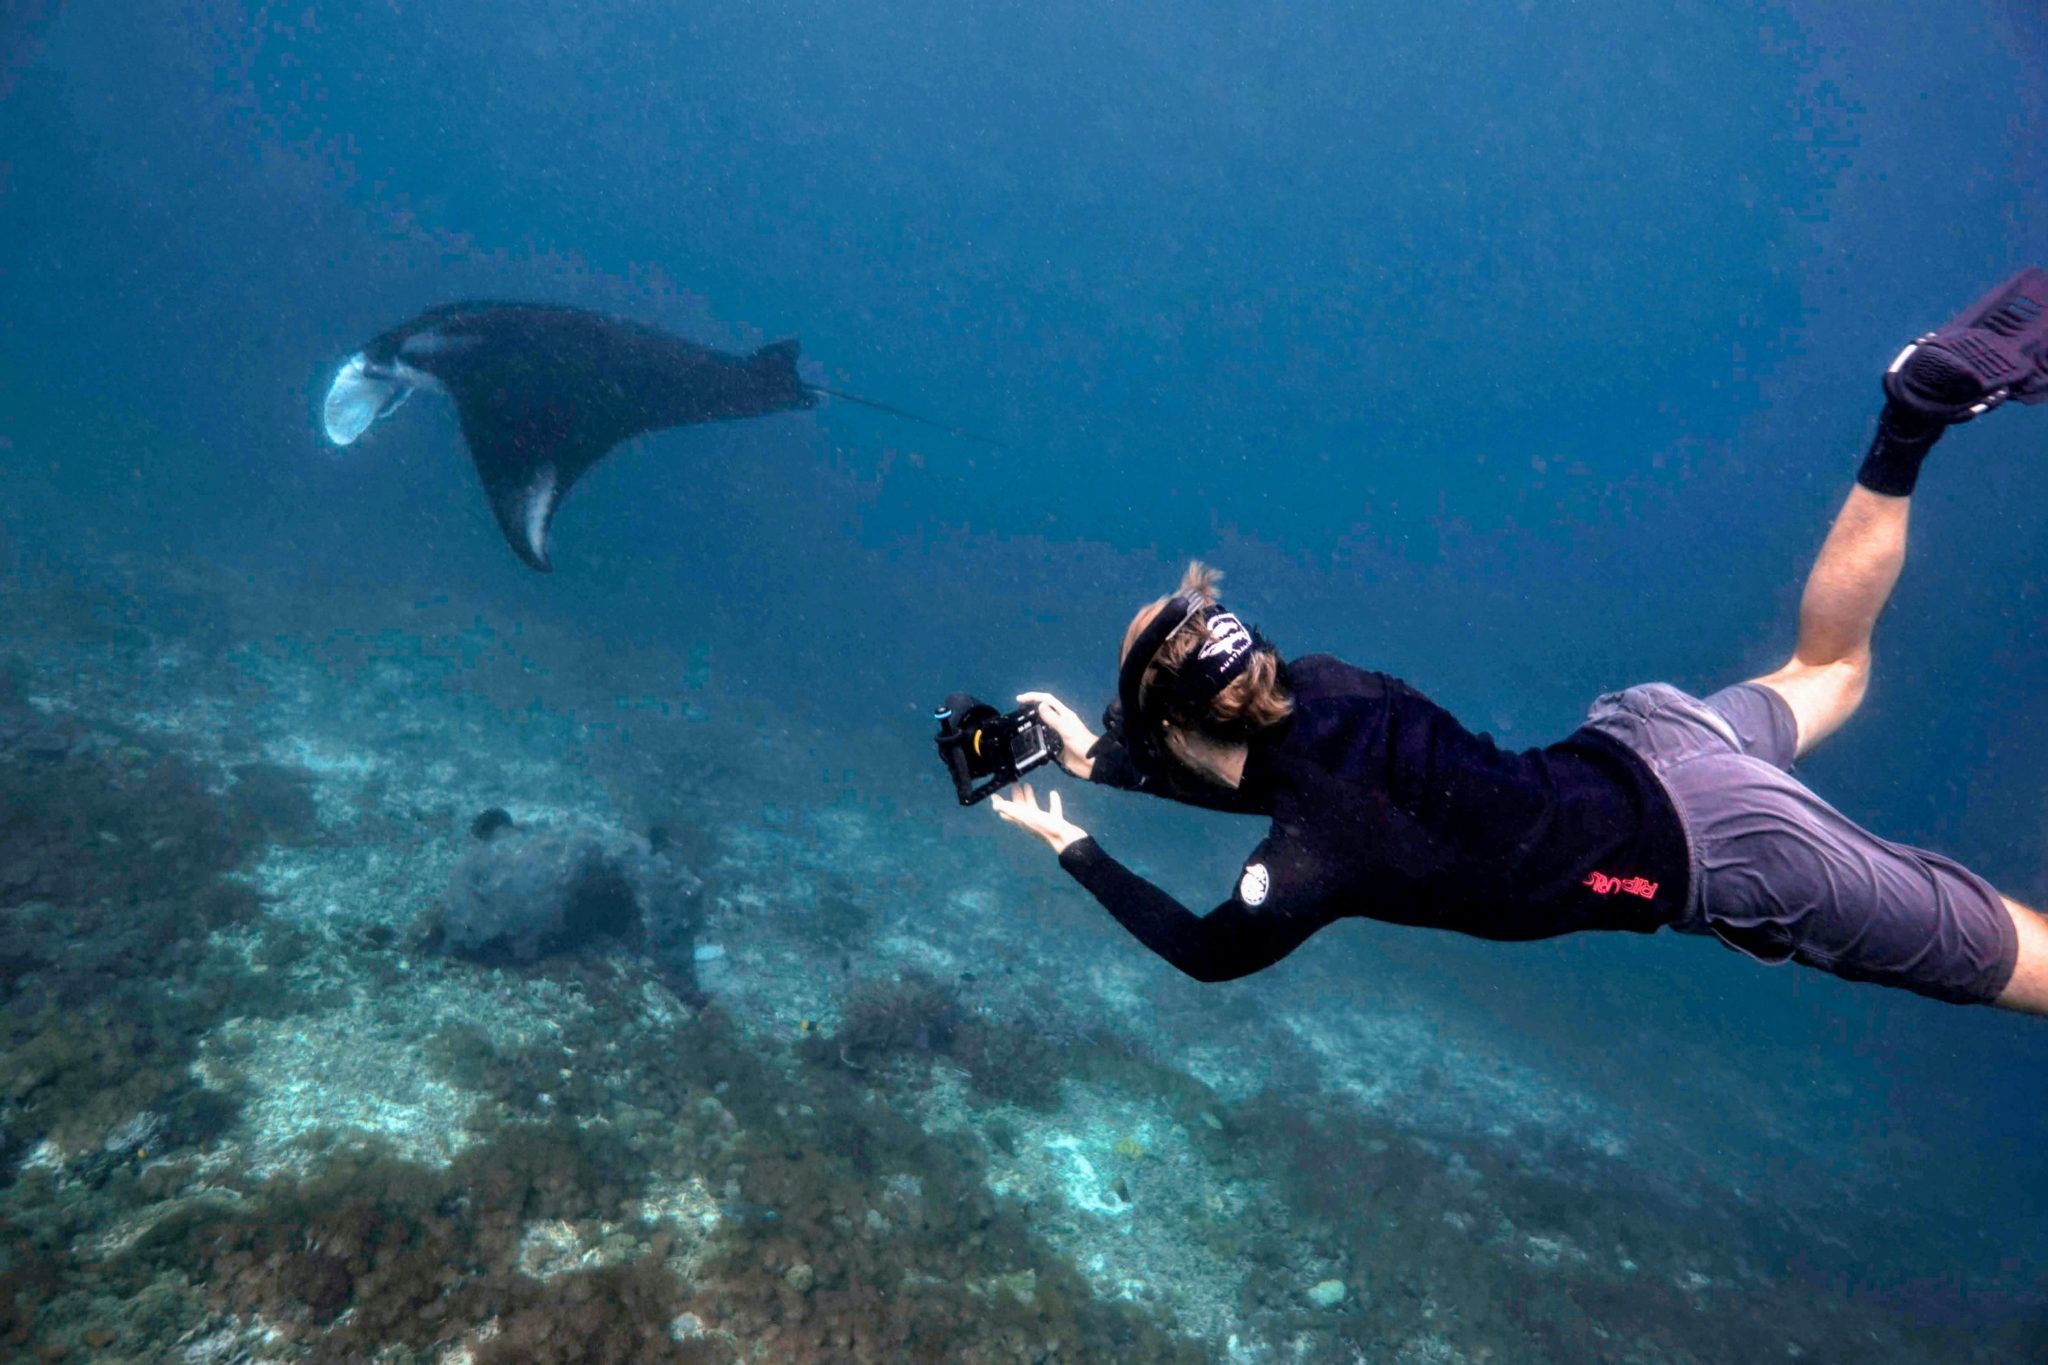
[0,695,305,1156]
[471,1258,716,1364]
[66,978,1204,1365]
[0,727,246,910]
[818,970,1066,1110]
[126,1119,657,1361]
[223,761,321,847]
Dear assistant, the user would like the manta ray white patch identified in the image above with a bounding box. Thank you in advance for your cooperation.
[1238,862,1270,907]
[321,354,437,446]
[399,328,478,358]
[523,466,558,562]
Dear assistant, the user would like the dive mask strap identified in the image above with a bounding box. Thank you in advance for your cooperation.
[1116,591,1206,775]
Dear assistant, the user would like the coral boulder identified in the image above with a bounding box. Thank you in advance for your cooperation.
[430,822,698,965]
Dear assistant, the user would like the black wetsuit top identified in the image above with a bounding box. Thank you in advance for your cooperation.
[1059,655,1689,982]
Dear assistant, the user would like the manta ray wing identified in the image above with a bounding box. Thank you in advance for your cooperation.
[442,369,634,573]
[409,306,815,569]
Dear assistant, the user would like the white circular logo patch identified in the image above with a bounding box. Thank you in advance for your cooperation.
[1238,863,1271,907]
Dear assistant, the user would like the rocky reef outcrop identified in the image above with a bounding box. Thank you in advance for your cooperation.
[427,818,699,966]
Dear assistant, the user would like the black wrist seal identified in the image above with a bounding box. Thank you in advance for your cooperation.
[1855,401,1945,497]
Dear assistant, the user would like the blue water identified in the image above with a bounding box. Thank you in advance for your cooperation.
[2,1,2045,1358]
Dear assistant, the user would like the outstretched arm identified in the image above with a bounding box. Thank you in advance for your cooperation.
[1057,838,1324,983]
[1017,691,1260,813]
[989,782,1325,982]
[1752,485,1909,758]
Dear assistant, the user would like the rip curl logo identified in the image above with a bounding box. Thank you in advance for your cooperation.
[1584,870,1659,901]
[1238,862,1270,907]
[1199,612,1253,665]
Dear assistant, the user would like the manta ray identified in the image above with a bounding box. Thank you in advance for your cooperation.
[322,301,996,571]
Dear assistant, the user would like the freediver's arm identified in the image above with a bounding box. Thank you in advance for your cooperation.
[990,783,1319,983]
[1057,838,1322,983]
[1018,693,1250,811]
[1016,691,1100,781]
[989,781,1088,853]
[1013,692,1252,808]
[1084,740,1145,790]
[1011,691,1167,794]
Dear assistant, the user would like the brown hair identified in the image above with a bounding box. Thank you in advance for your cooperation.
[1120,561,1293,736]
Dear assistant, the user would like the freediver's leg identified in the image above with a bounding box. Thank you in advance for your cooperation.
[1750,266,2048,757]
[1752,485,1910,759]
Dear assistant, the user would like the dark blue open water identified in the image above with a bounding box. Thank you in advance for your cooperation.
[1,2,2044,1360]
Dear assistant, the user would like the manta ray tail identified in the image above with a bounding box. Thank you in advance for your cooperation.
[809,385,1008,449]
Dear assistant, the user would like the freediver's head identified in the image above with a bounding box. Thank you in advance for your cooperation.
[1113,561,1291,780]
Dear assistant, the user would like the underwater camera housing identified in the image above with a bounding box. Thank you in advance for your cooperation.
[934,693,1061,805]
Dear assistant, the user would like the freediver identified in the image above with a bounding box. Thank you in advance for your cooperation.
[989,269,2048,1013]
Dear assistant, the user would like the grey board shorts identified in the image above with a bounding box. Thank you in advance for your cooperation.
[1582,682,2018,1006]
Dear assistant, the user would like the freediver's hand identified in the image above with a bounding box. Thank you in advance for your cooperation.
[1017,691,1098,779]
[990,782,1087,855]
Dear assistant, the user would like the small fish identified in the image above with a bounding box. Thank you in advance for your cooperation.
[717,1198,782,1226]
